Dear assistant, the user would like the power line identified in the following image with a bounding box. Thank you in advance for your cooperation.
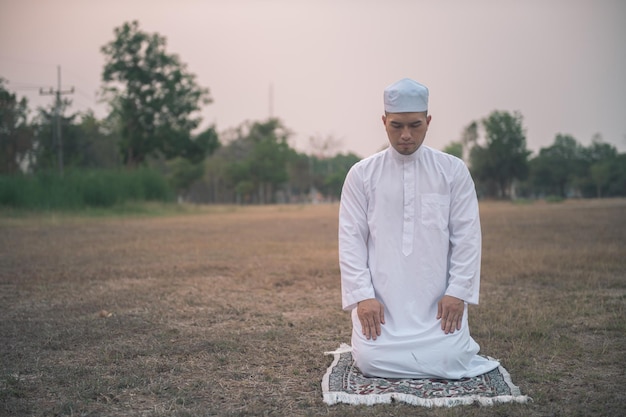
[5,81,49,90]
[40,66,74,176]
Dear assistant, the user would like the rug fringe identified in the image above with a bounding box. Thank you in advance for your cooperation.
[324,343,352,355]
[322,345,532,407]
[488,356,524,397]
[323,391,532,407]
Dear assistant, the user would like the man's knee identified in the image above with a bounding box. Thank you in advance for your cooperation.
[352,347,380,377]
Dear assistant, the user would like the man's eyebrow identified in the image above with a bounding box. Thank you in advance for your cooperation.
[390,120,422,127]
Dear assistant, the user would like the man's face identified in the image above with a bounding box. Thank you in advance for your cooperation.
[382,112,432,155]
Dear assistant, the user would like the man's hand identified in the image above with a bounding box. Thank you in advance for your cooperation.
[437,295,464,334]
[357,298,385,340]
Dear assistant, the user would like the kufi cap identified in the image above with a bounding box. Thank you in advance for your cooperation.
[383,78,429,113]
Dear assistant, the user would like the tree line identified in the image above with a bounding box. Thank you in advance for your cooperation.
[443,111,625,199]
[0,21,359,206]
[2,21,624,207]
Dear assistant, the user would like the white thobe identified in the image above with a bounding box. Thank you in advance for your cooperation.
[339,145,499,379]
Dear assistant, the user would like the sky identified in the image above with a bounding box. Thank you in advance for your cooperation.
[1,0,625,158]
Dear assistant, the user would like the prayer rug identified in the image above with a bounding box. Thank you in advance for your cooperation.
[322,344,531,407]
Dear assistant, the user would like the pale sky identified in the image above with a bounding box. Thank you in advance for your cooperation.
[1,0,625,158]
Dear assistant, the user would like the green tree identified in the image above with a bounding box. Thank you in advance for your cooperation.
[246,119,290,203]
[101,21,212,167]
[202,126,252,204]
[217,119,291,204]
[583,134,617,162]
[187,126,219,164]
[73,111,121,169]
[577,136,618,197]
[528,134,586,197]
[31,99,75,172]
[204,147,238,203]
[460,121,478,162]
[309,152,360,200]
[590,161,612,198]
[469,111,530,198]
[0,79,34,174]
[442,141,463,159]
[285,149,312,202]
[167,157,205,202]
[607,153,626,196]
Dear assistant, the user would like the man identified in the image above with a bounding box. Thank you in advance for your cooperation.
[338,78,499,379]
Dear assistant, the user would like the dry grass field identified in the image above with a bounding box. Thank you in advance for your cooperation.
[1,199,625,417]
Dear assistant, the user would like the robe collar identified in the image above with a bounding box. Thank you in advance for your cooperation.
[388,145,423,163]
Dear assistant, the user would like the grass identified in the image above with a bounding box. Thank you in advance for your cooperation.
[0,169,173,211]
[1,199,625,416]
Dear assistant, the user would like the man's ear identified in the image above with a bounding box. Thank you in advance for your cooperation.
[381,114,387,126]
[426,115,432,125]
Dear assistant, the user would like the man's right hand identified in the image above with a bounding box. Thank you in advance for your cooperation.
[357,298,385,340]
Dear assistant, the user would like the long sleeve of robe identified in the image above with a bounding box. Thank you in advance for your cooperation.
[338,145,499,379]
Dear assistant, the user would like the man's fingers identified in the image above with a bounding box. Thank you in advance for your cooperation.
[357,299,385,340]
[448,317,456,334]
[444,317,452,334]
[363,318,373,339]
[443,317,450,333]
[360,317,376,340]
[361,321,369,337]
[440,315,462,334]
[437,295,464,334]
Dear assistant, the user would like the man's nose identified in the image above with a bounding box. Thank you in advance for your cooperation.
[401,127,412,140]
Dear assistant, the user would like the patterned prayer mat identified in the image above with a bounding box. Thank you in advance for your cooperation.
[322,344,531,407]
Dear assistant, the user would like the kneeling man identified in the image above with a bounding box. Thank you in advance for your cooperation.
[338,78,499,379]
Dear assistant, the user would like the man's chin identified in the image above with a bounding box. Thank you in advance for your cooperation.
[397,147,417,155]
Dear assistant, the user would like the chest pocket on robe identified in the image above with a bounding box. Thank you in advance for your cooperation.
[420,194,450,230]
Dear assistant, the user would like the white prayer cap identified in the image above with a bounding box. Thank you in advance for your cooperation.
[383,78,429,113]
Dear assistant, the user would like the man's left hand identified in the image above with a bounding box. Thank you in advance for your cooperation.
[437,295,464,334]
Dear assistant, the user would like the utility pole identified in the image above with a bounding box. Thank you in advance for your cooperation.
[40,66,74,176]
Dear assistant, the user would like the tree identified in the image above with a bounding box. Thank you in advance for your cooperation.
[285,149,312,202]
[215,119,291,204]
[246,119,291,203]
[576,136,619,197]
[31,99,76,172]
[607,153,626,197]
[583,134,617,163]
[101,21,212,167]
[167,157,205,202]
[528,134,585,197]
[590,161,612,198]
[0,79,34,174]
[526,134,626,199]
[309,152,360,200]
[442,141,463,159]
[460,121,478,162]
[73,111,121,169]
[198,120,359,204]
[583,136,619,198]
[187,126,219,164]
[469,111,530,198]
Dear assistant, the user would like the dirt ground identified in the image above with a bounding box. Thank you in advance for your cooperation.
[1,200,625,416]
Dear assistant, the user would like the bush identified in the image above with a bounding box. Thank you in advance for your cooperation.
[0,169,173,210]
[545,195,565,203]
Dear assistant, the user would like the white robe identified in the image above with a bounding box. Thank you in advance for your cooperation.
[338,145,499,379]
